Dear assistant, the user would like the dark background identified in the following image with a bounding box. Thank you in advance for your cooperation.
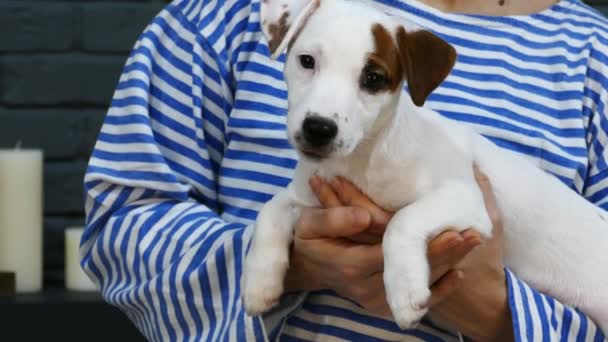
[0,0,607,340]
[0,0,169,290]
[0,0,168,340]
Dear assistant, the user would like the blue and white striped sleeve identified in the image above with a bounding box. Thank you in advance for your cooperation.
[80,2,266,341]
[503,34,608,342]
[582,34,608,211]
[505,269,605,342]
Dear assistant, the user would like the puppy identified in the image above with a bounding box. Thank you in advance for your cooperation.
[241,0,608,332]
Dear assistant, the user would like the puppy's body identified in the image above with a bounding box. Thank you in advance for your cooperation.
[285,94,608,329]
[242,0,608,332]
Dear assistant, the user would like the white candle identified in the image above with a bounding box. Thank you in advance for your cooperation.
[0,149,43,292]
[65,227,96,291]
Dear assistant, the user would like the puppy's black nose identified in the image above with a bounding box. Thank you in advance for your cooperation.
[302,116,338,147]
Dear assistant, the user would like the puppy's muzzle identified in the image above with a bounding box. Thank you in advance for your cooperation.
[302,116,338,147]
[295,115,338,159]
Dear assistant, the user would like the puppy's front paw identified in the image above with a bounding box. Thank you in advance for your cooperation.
[242,275,281,316]
[242,255,287,316]
[385,274,431,329]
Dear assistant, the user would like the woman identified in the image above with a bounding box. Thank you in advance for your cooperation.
[81,0,608,340]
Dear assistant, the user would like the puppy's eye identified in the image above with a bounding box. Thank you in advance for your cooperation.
[299,55,315,69]
[360,66,388,93]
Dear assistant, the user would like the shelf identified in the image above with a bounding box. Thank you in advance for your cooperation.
[0,288,145,341]
[2,288,103,303]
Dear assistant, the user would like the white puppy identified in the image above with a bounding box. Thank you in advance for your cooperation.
[242,0,608,332]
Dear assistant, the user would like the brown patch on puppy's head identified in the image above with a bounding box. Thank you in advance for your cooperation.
[363,24,456,106]
[396,27,457,106]
[360,24,403,94]
[267,12,290,54]
[261,0,321,57]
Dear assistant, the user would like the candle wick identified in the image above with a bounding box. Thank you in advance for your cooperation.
[15,140,22,150]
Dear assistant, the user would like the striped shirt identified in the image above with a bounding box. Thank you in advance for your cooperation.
[81,0,608,340]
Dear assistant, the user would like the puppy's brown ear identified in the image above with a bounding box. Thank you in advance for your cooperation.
[261,0,320,58]
[396,27,456,106]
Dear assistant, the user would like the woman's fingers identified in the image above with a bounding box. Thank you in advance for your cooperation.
[473,164,503,234]
[299,238,384,277]
[309,176,391,243]
[330,177,393,227]
[310,176,342,208]
[428,229,482,284]
[296,206,371,239]
[427,230,462,260]
[310,175,391,225]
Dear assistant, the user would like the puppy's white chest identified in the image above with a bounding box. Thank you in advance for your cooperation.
[362,166,431,210]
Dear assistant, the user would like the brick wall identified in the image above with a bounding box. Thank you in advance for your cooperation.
[0,0,167,287]
[0,0,606,288]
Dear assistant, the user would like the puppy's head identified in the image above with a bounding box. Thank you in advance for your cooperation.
[262,0,456,160]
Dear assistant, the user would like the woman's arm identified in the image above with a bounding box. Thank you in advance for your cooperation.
[81,1,266,341]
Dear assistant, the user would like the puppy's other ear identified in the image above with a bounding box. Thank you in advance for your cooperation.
[261,0,320,59]
[396,27,456,106]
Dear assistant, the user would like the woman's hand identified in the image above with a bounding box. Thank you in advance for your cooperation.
[429,167,514,342]
[283,176,391,316]
[285,167,513,341]
[285,172,486,318]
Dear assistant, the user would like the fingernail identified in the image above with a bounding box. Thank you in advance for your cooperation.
[461,229,475,238]
[456,270,464,279]
[466,236,482,247]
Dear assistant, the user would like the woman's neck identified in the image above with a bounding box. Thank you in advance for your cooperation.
[415,0,559,16]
